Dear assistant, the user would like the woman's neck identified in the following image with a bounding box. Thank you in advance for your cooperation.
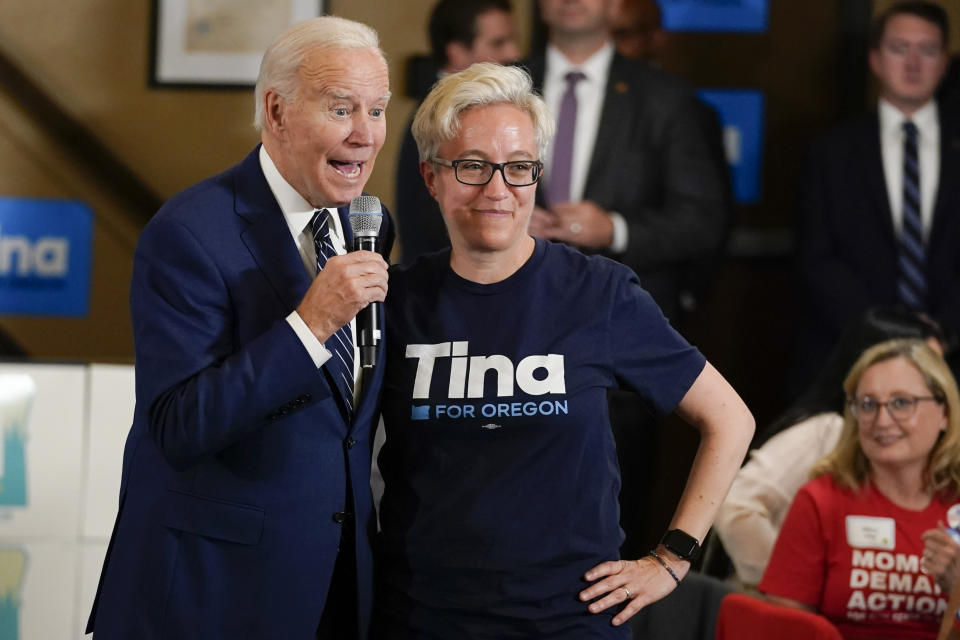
[449,237,535,284]
[870,464,933,510]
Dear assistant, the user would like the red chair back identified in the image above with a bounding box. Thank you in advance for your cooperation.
[715,593,842,640]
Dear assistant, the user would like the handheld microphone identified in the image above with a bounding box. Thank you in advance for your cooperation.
[348,195,384,369]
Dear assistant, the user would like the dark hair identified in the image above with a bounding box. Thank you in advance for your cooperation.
[760,306,948,443]
[869,1,949,50]
[429,0,512,68]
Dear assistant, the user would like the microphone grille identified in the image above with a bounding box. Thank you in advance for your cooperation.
[350,195,381,214]
[348,195,383,237]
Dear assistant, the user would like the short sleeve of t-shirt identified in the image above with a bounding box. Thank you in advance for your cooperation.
[606,269,706,414]
[760,483,828,606]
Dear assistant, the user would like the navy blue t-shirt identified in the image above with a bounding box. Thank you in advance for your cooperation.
[376,239,705,638]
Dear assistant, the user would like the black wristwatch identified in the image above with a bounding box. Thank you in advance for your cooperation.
[660,529,701,562]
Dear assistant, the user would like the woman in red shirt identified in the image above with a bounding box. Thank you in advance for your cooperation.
[760,339,960,639]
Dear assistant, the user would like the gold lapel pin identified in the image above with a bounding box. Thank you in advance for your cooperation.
[614,81,629,94]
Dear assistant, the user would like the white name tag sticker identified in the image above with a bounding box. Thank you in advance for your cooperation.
[846,515,896,550]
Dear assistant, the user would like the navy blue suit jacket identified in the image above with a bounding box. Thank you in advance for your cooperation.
[794,104,960,387]
[87,146,393,639]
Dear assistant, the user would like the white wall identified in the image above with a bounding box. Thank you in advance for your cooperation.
[0,362,132,639]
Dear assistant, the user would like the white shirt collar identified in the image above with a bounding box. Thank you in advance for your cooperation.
[878,98,938,139]
[258,145,344,245]
[876,98,940,241]
[545,40,615,88]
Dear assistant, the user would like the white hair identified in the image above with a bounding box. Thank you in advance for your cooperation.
[412,62,555,162]
[253,16,384,130]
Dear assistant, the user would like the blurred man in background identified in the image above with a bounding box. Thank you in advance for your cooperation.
[395,0,520,264]
[608,0,667,63]
[793,1,958,394]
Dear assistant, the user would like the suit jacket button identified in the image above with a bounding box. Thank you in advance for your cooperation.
[332,511,347,524]
[345,437,356,450]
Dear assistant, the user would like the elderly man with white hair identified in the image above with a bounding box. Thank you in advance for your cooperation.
[86,16,393,639]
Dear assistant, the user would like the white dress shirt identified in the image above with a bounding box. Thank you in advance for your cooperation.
[541,41,627,252]
[259,146,359,387]
[878,98,939,242]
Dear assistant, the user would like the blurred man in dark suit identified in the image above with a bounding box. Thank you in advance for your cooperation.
[793,1,957,393]
[395,0,520,265]
[525,0,726,321]
[607,0,733,316]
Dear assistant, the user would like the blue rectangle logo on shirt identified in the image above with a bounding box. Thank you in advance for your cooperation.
[697,89,765,204]
[0,198,94,316]
[660,0,767,33]
[411,405,430,420]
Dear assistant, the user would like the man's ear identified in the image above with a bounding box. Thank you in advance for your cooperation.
[868,48,881,80]
[421,161,439,200]
[445,41,473,72]
[263,89,287,137]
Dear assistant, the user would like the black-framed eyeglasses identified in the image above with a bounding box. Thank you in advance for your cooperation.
[432,157,543,187]
[848,395,942,422]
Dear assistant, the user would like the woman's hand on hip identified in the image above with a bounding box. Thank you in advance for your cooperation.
[578,554,687,626]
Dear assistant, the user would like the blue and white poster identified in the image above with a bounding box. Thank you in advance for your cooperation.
[698,89,765,204]
[659,0,768,33]
[0,198,94,316]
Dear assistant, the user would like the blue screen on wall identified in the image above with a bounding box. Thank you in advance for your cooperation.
[659,0,768,33]
[697,89,765,204]
[0,198,94,316]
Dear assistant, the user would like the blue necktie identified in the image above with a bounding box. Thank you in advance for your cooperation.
[897,121,926,310]
[311,210,354,416]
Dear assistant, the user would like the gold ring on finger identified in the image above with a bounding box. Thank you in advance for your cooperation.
[622,586,632,599]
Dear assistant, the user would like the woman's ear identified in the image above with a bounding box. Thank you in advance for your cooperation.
[420,161,439,200]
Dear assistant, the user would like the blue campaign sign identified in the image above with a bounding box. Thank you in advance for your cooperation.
[0,198,94,316]
[659,0,768,33]
[698,89,765,204]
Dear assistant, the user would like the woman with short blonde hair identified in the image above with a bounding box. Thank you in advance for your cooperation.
[375,62,754,638]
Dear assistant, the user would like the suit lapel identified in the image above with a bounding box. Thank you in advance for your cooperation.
[235,146,311,313]
[337,204,355,249]
[863,112,897,246]
[234,146,353,420]
[583,54,631,202]
[930,104,960,243]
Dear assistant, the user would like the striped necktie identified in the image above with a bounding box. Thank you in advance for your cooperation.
[310,209,354,416]
[897,120,926,310]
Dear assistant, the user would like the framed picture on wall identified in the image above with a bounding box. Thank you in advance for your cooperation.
[150,0,325,88]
